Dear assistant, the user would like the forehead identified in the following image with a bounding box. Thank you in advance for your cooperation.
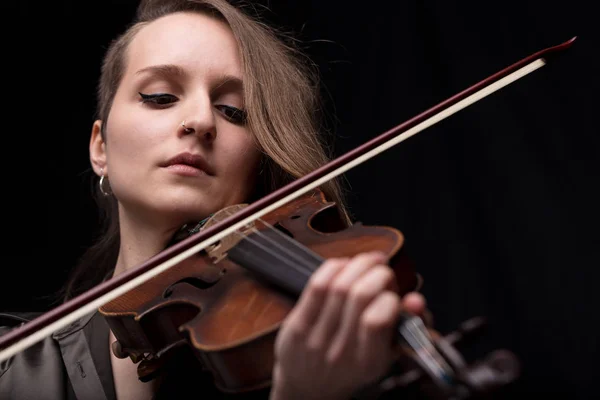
[125,12,242,78]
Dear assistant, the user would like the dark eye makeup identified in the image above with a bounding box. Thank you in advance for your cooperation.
[216,105,247,124]
[138,92,178,105]
[138,92,247,125]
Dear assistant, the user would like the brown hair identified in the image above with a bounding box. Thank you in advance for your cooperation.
[61,0,352,301]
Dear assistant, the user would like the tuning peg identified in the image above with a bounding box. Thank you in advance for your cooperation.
[111,339,129,359]
[458,350,521,394]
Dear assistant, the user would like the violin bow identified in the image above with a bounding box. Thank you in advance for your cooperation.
[0,36,576,362]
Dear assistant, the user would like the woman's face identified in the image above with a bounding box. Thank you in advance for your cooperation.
[90,12,261,227]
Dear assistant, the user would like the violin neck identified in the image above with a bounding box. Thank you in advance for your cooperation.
[227,227,323,297]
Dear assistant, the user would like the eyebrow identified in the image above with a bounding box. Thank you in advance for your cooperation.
[135,64,244,93]
[135,64,187,79]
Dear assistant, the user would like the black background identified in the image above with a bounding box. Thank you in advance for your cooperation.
[2,0,599,398]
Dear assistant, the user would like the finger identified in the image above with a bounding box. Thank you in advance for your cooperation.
[327,265,396,363]
[308,252,387,349]
[357,291,402,379]
[276,257,348,362]
[288,257,348,334]
[401,292,433,327]
[402,292,426,315]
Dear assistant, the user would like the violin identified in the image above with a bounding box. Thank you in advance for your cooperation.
[0,37,576,399]
[102,189,518,399]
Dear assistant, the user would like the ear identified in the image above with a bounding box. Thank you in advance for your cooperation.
[90,120,107,176]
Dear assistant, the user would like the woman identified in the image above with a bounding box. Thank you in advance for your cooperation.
[0,0,426,399]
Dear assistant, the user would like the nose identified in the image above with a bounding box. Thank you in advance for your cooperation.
[178,101,217,142]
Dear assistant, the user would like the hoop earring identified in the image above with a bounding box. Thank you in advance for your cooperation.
[99,168,112,197]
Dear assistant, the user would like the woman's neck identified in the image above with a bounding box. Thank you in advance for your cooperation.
[112,212,183,278]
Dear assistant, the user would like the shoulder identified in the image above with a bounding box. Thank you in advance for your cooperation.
[0,311,108,400]
[0,311,70,399]
[0,311,58,369]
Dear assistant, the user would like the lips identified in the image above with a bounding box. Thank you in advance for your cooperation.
[161,152,214,175]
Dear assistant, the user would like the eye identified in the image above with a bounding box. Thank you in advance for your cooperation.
[216,105,247,125]
[138,92,178,107]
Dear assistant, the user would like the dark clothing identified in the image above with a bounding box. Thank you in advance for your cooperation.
[0,311,270,399]
[0,311,115,400]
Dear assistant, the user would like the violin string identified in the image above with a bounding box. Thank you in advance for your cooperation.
[253,218,325,269]
[229,223,315,279]
[228,218,323,278]
[230,223,315,277]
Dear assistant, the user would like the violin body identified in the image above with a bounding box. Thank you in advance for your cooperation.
[100,188,419,393]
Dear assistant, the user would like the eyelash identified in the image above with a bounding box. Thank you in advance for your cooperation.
[138,92,247,125]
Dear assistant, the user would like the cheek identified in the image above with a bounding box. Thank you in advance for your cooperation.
[104,107,166,180]
[219,134,261,182]
[106,105,166,159]
[108,126,144,155]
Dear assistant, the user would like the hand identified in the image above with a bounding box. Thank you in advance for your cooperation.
[270,251,427,400]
